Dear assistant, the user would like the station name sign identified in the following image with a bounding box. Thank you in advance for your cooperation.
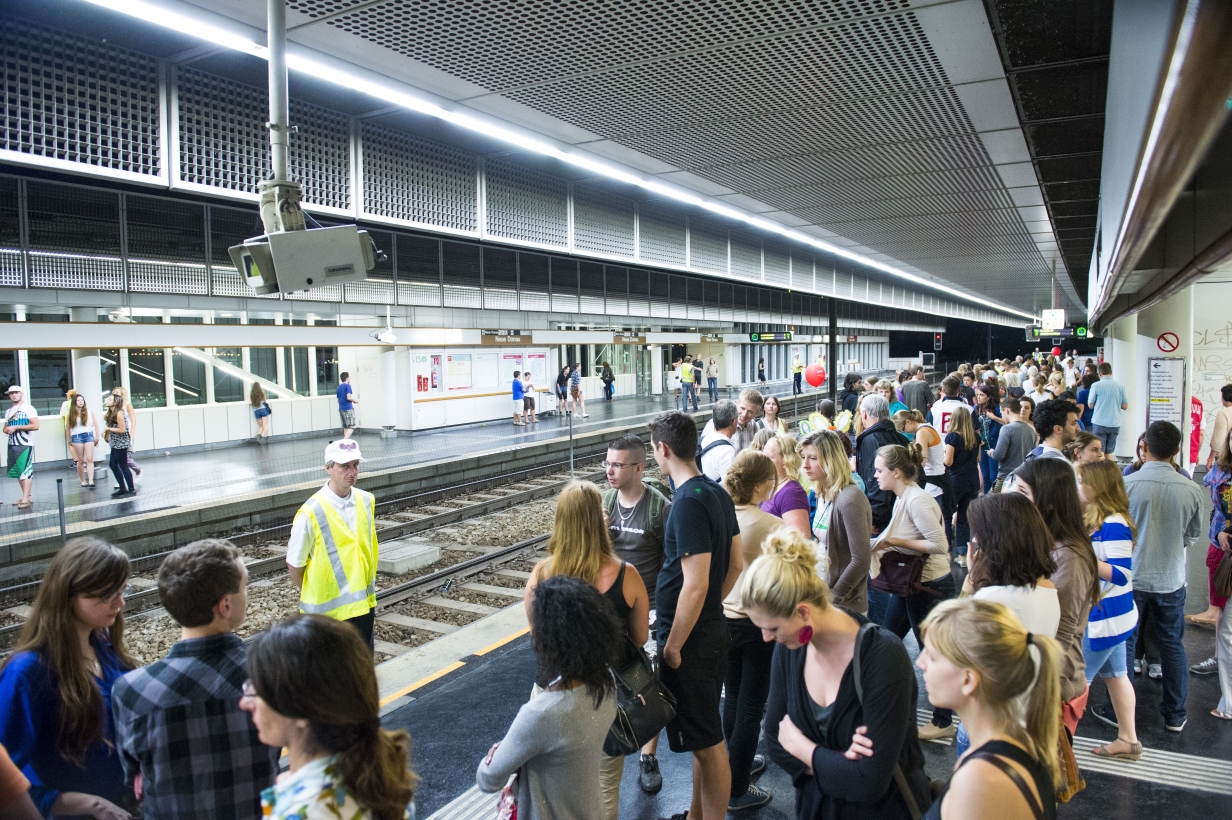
[749,331,792,342]
[614,335,646,344]
[700,334,724,343]
[480,329,531,345]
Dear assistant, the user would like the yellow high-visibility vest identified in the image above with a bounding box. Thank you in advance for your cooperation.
[681,362,692,380]
[295,487,378,621]
[792,359,804,374]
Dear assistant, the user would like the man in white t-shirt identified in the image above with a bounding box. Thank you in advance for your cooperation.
[928,375,969,435]
[4,385,39,508]
[698,399,737,483]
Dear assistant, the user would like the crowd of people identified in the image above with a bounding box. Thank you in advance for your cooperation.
[2,355,1229,820]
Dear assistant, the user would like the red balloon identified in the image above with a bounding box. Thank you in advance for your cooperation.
[1051,346,1062,357]
[805,363,826,387]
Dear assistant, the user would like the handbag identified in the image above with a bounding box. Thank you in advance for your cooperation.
[1055,719,1086,803]
[603,636,677,756]
[871,550,928,597]
[496,772,517,820]
[1214,548,1232,599]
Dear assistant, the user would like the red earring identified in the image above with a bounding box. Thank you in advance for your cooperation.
[797,624,814,645]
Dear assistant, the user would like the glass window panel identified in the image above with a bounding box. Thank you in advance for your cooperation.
[172,350,206,406]
[213,348,244,403]
[99,349,121,398]
[250,349,277,383]
[284,348,310,396]
[0,351,18,394]
[28,350,72,415]
[127,348,167,408]
[316,347,339,396]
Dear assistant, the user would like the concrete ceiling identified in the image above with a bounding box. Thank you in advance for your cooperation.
[177,0,1085,317]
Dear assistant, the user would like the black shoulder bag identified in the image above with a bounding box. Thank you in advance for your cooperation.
[603,635,677,756]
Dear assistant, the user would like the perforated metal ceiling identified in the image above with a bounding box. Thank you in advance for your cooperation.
[271,0,1074,315]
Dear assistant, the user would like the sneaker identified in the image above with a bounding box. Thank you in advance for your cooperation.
[1165,717,1187,733]
[728,784,772,812]
[1148,663,1163,680]
[1190,657,1218,675]
[581,413,589,418]
[1134,657,1143,675]
[749,754,766,779]
[639,754,662,794]
[918,722,957,741]
[110,488,128,498]
[1090,701,1119,729]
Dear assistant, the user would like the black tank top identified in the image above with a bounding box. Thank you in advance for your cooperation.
[924,739,1055,820]
[602,562,633,621]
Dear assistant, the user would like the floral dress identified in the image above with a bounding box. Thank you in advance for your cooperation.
[261,756,413,820]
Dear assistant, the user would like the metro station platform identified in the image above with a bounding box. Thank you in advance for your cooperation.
[378,564,1232,820]
[0,379,824,540]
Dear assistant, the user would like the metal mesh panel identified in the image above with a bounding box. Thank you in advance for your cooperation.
[550,257,578,312]
[731,232,762,280]
[0,250,21,287]
[361,123,476,231]
[1,23,161,176]
[686,276,704,320]
[209,205,267,298]
[176,67,350,210]
[605,266,628,316]
[579,261,604,313]
[573,185,634,258]
[518,252,550,312]
[0,178,21,286]
[792,252,814,291]
[629,268,650,317]
[719,282,734,322]
[26,181,123,289]
[485,160,567,246]
[442,241,481,308]
[669,274,688,317]
[689,220,727,274]
[127,196,205,263]
[396,234,441,307]
[764,244,790,287]
[638,204,686,266]
[733,285,747,323]
[649,271,670,318]
[483,247,518,310]
[128,260,209,294]
[704,279,719,321]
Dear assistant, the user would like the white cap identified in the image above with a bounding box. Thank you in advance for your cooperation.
[324,439,365,465]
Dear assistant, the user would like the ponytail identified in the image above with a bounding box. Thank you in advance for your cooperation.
[921,599,1062,790]
[877,443,923,482]
[335,726,416,820]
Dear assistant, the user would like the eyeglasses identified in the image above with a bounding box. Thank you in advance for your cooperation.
[240,680,257,700]
[601,460,643,470]
[88,583,134,603]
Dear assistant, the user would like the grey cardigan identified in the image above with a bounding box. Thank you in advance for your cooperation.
[476,685,615,820]
[824,484,873,614]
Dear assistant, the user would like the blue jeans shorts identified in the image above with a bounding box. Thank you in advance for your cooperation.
[70,432,95,444]
[1083,633,1129,682]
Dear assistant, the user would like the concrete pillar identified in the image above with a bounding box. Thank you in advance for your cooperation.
[69,307,104,420]
[651,346,663,395]
[380,347,397,436]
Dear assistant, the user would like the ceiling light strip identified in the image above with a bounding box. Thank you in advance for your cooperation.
[81,0,1035,321]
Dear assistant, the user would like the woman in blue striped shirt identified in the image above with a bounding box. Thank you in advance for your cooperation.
[1076,460,1141,760]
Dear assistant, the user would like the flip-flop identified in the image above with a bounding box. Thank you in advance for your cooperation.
[1092,741,1143,761]
[15,501,32,509]
[1212,710,1232,721]
[1185,615,1217,629]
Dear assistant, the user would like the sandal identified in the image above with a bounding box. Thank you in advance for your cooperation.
[1092,741,1143,761]
[15,501,32,509]
[1212,709,1232,721]
[1185,615,1217,629]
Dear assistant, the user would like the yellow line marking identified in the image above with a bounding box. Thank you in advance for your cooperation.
[379,660,466,706]
[474,626,530,656]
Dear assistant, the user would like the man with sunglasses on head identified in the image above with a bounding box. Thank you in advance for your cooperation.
[286,440,379,650]
[601,433,672,794]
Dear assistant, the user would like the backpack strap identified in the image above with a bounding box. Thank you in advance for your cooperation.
[850,621,923,820]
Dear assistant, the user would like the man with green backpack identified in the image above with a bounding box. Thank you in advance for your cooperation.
[601,433,672,795]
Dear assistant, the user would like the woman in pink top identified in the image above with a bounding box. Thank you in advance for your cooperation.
[759,433,810,536]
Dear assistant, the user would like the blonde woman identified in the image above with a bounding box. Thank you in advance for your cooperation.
[721,450,784,810]
[877,380,907,417]
[943,406,981,566]
[916,599,1061,820]
[740,531,932,819]
[800,431,871,614]
[893,409,951,521]
[748,428,775,452]
[1075,460,1141,759]
[109,387,141,484]
[761,395,787,434]
[523,481,649,820]
[64,393,100,488]
[250,383,271,442]
[760,433,810,536]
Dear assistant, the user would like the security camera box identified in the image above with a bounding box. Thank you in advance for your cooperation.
[268,225,371,292]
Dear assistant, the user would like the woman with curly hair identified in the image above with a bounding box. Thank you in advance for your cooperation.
[481,575,619,819]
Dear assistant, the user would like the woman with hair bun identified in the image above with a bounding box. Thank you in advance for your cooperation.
[242,614,417,820]
[741,529,931,820]
[721,450,786,810]
[871,444,955,741]
[917,598,1062,820]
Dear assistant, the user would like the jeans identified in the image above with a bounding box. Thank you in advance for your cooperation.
[1092,424,1120,455]
[949,490,976,556]
[980,451,998,495]
[707,377,718,402]
[1083,633,1129,682]
[683,382,699,411]
[793,372,802,394]
[109,446,134,492]
[723,616,774,797]
[881,573,957,726]
[1124,586,1187,724]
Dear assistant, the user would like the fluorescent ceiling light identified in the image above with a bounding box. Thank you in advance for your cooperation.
[81,0,1035,321]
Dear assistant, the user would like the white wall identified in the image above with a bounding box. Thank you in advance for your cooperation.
[1192,281,1232,464]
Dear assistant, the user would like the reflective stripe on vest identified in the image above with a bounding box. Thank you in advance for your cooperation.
[296,488,377,620]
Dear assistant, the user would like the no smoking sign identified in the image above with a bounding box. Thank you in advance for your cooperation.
[1157,332,1179,352]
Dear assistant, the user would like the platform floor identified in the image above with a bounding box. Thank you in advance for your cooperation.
[382,547,1230,820]
[3,379,820,530]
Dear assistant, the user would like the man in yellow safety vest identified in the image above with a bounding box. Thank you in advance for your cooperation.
[286,439,379,648]
[792,354,805,395]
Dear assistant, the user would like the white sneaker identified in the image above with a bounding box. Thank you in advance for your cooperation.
[1148,663,1162,680]
[581,413,589,418]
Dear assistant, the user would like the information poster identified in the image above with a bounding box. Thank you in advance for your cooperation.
[502,353,524,385]
[430,354,443,393]
[447,353,472,391]
[1147,357,1185,426]
[526,352,547,386]
[473,352,499,390]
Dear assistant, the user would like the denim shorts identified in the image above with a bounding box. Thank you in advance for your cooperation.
[70,432,94,444]
[1082,632,1129,682]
